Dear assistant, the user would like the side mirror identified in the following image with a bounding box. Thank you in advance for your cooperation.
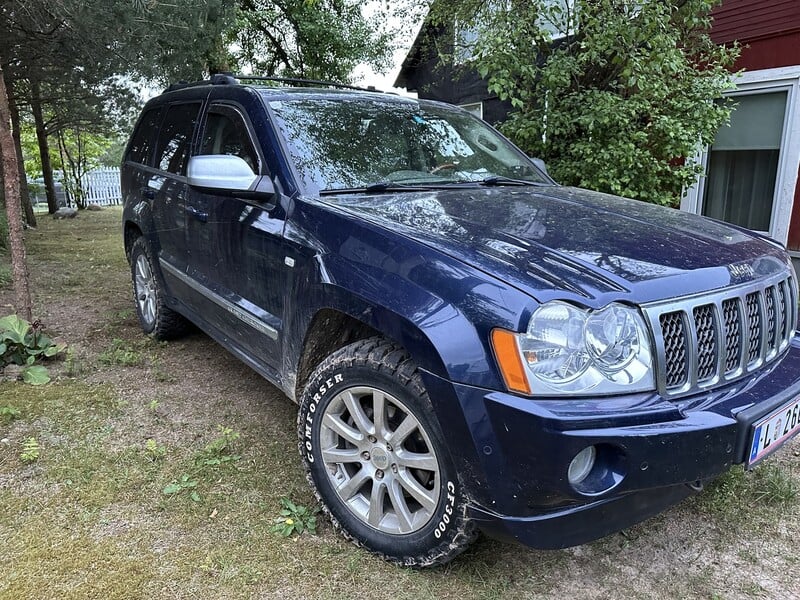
[187,155,275,201]
[531,157,549,176]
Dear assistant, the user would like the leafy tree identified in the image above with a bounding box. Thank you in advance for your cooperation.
[434,0,738,207]
[229,0,392,81]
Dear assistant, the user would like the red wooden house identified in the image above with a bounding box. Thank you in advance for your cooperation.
[680,0,800,272]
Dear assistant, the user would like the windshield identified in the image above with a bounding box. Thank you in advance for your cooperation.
[266,96,550,193]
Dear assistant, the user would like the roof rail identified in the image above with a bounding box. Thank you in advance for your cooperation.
[233,75,382,93]
[163,73,382,94]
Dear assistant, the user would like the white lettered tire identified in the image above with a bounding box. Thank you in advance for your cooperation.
[298,337,476,567]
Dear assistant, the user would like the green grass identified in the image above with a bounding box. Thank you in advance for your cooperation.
[1,206,799,599]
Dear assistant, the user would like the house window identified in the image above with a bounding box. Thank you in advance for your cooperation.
[459,102,484,119]
[682,67,800,251]
[701,91,787,232]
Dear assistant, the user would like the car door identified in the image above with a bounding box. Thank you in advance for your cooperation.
[148,102,203,279]
[185,99,289,371]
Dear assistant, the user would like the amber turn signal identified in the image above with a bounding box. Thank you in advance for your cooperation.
[490,329,532,395]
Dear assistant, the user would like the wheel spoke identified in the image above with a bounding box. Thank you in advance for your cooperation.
[368,479,386,527]
[387,414,417,446]
[322,413,364,446]
[342,390,374,436]
[145,297,155,322]
[337,467,370,501]
[322,447,361,464]
[387,479,413,532]
[397,469,437,512]
[372,390,387,438]
[395,450,437,472]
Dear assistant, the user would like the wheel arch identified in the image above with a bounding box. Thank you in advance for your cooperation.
[292,301,451,402]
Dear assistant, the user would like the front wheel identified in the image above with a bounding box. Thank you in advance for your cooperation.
[298,337,476,567]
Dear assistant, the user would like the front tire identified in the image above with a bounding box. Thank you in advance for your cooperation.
[298,337,476,567]
[129,237,189,340]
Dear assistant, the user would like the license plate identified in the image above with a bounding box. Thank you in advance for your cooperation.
[748,395,800,467]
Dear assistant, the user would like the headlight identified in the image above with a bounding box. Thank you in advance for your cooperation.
[492,301,655,396]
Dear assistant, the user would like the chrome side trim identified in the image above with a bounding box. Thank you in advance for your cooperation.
[159,259,278,341]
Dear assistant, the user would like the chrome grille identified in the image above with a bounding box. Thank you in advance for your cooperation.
[644,274,797,397]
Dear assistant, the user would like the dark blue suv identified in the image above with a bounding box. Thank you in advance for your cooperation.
[122,74,800,567]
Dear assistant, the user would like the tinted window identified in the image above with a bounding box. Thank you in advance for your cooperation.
[155,103,201,175]
[126,107,163,165]
[199,104,260,172]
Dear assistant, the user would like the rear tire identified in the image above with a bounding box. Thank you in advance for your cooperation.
[298,337,476,567]
[130,237,189,340]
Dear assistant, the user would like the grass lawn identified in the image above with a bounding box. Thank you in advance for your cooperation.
[1,207,799,599]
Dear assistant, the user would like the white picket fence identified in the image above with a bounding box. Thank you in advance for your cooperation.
[81,167,122,206]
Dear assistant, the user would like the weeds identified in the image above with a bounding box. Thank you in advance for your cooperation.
[163,474,201,502]
[1,314,66,385]
[195,426,241,467]
[98,338,143,366]
[145,439,166,461]
[270,497,318,537]
[1,405,21,423]
[21,437,41,462]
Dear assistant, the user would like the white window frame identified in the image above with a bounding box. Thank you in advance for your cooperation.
[459,101,484,119]
[682,66,800,252]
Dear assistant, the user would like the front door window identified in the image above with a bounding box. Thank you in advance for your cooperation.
[702,91,788,232]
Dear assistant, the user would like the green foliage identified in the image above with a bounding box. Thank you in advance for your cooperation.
[98,338,143,366]
[0,405,21,423]
[0,265,10,288]
[270,497,318,537]
[0,314,65,385]
[195,426,241,467]
[21,437,41,463]
[163,474,201,502]
[0,210,8,252]
[145,438,167,461]
[440,0,739,207]
[228,1,392,82]
[700,463,799,522]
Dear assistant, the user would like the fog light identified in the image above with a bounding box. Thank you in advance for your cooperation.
[568,446,597,485]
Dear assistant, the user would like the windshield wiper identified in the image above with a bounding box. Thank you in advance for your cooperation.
[320,181,434,195]
[480,176,547,187]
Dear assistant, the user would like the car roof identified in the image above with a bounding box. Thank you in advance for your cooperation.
[144,80,441,111]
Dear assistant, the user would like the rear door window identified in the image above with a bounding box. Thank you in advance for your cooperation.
[154,103,201,175]
[126,107,163,165]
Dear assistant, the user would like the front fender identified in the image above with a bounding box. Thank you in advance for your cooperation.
[285,250,532,391]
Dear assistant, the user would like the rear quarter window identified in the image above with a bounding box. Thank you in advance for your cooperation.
[125,107,163,165]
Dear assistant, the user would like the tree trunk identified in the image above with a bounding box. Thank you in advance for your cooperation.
[6,79,37,228]
[0,62,34,321]
[30,79,58,214]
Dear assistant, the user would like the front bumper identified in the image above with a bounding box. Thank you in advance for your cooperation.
[421,337,800,549]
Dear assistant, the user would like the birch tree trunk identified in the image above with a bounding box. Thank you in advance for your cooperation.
[0,61,34,321]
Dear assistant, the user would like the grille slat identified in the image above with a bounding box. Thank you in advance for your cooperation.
[660,312,688,388]
[766,286,777,351]
[693,305,717,382]
[649,274,796,397]
[722,298,741,374]
[745,292,761,365]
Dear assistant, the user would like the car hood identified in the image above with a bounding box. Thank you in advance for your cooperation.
[320,186,791,306]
